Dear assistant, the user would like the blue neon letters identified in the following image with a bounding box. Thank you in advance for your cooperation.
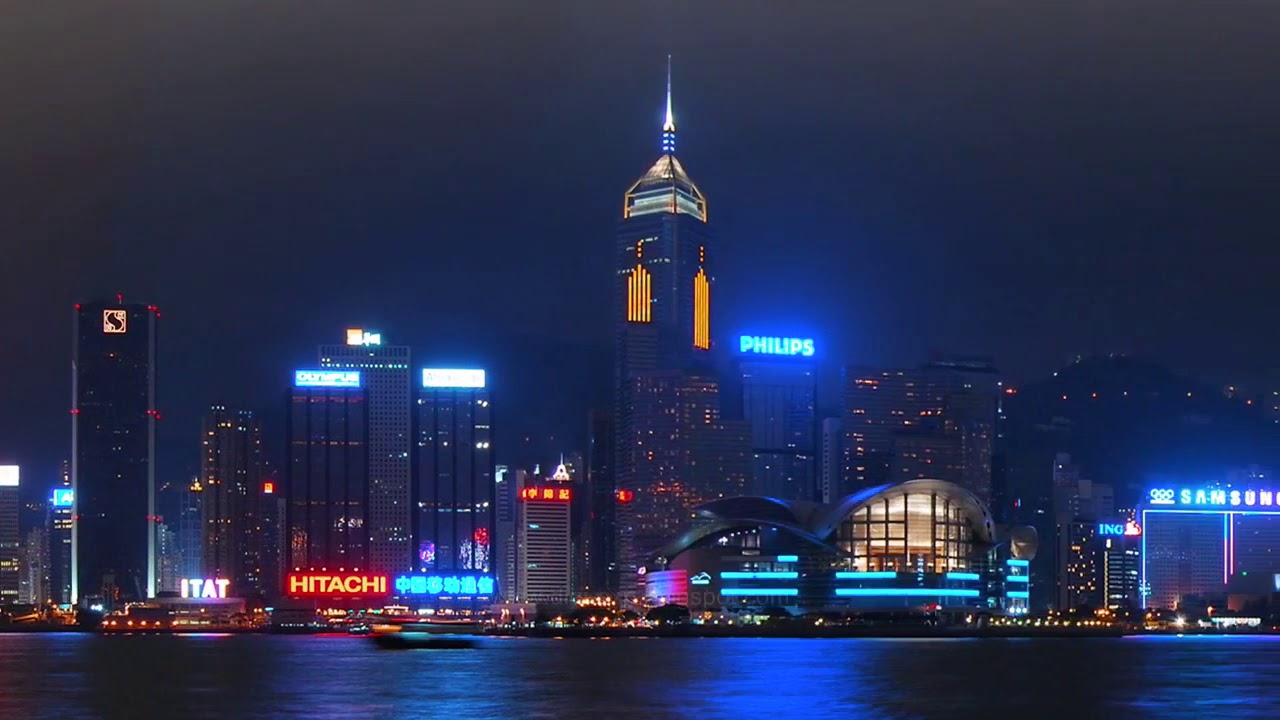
[393,574,494,596]
[294,370,362,388]
[1148,486,1277,508]
[422,368,486,388]
[739,336,815,357]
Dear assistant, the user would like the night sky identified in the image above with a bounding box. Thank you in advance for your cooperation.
[3,2,1278,495]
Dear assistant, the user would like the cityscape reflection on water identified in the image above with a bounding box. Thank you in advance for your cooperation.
[0,634,1276,719]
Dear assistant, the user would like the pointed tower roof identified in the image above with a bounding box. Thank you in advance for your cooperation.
[623,56,707,222]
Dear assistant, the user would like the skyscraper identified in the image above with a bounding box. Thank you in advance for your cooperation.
[615,60,728,580]
[820,418,842,503]
[0,466,19,603]
[176,479,203,584]
[286,368,369,572]
[415,368,493,583]
[200,406,262,591]
[50,464,73,605]
[517,463,573,602]
[72,299,158,607]
[737,336,818,500]
[320,329,412,574]
[494,464,517,600]
[582,410,615,594]
[245,478,285,601]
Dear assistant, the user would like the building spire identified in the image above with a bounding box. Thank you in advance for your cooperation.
[661,55,676,154]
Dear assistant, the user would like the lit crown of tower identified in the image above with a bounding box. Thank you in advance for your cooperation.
[623,55,707,222]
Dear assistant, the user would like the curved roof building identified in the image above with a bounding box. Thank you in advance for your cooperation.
[641,479,1037,615]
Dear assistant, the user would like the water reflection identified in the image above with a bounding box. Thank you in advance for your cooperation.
[1,634,1279,719]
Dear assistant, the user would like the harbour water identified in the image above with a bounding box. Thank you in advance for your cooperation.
[0,633,1276,719]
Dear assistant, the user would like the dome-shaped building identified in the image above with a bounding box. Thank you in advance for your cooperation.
[641,479,1037,616]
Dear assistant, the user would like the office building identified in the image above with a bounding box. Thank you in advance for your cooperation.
[20,526,50,605]
[0,466,20,603]
[843,357,997,504]
[320,329,412,574]
[176,479,203,583]
[415,368,493,587]
[200,406,262,591]
[494,465,517,600]
[156,522,180,594]
[582,410,616,594]
[1100,525,1142,611]
[737,335,817,501]
[615,61,723,580]
[820,418,842,503]
[50,464,73,605]
[244,478,285,600]
[518,464,573,602]
[72,299,158,607]
[286,368,369,571]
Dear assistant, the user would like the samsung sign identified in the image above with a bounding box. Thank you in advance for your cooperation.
[294,370,362,388]
[739,335,815,357]
[1148,486,1280,508]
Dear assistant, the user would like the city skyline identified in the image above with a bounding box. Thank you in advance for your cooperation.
[5,4,1280,498]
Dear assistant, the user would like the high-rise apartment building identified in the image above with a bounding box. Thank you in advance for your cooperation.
[200,406,262,591]
[286,368,369,572]
[737,336,817,500]
[72,299,158,607]
[517,464,573,602]
[320,329,412,574]
[0,466,19,603]
[415,368,493,580]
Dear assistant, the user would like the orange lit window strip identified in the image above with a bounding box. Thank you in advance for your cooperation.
[693,268,710,349]
[627,264,652,323]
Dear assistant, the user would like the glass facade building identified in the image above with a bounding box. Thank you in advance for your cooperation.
[72,300,158,607]
[739,358,817,502]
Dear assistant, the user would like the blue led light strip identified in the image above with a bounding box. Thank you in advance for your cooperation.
[721,588,798,596]
[719,571,798,580]
[1007,591,1029,599]
[1006,559,1029,567]
[946,572,981,581]
[1005,575,1030,583]
[776,555,799,563]
[834,588,980,598]
[834,571,898,580]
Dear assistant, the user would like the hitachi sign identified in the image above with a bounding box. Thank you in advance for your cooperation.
[739,335,815,357]
[286,573,388,596]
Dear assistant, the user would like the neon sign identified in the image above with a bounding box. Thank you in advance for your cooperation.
[393,574,495,596]
[689,572,712,586]
[346,328,382,346]
[180,578,231,599]
[286,573,388,596]
[0,466,17,487]
[739,335,815,357]
[1148,487,1279,508]
[294,370,362,388]
[51,488,74,507]
[1099,520,1142,537]
[102,309,127,334]
[422,368,486,388]
[616,489,635,504]
[520,486,572,502]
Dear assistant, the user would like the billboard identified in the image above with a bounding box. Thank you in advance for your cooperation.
[102,309,128,334]
[738,335,815,357]
[1148,486,1280,508]
[0,466,17,487]
[345,328,382,346]
[393,573,495,597]
[180,578,231,599]
[520,486,571,502]
[51,488,74,507]
[285,573,388,597]
[422,368,486,388]
[294,370,362,388]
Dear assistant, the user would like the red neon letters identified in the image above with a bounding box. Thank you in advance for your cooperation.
[286,573,388,596]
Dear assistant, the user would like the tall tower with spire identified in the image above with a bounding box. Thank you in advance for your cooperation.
[614,59,741,586]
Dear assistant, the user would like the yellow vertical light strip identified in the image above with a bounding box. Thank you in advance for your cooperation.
[627,265,652,323]
[642,265,651,322]
[693,268,710,349]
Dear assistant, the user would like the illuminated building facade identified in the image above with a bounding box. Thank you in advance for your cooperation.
[615,61,723,580]
[0,466,18,603]
[645,479,1037,615]
[1100,527,1142,610]
[415,368,493,595]
[72,299,159,607]
[286,370,369,573]
[320,330,412,574]
[517,464,574,602]
[738,337,818,501]
[1141,484,1280,610]
[200,406,262,592]
[50,464,73,605]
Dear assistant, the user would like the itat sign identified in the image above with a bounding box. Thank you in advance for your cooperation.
[181,578,231,599]
[1148,487,1280,508]
[739,336,815,357]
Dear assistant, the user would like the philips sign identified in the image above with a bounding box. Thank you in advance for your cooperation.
[1148,486,1280,508]
[739,335,815,357]
[294,370,362,388]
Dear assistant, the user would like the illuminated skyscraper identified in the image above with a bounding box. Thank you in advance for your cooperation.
[415,368,493,583]
[737,339,818,501]
[320,330,412,574]
[72,299,158,607]
[0,466,18,603]
[581,410,616,594]
[200,406,262,591]
[615,59,728,578]
[517,463,573,602]
[286,369,369,572]
[50,462,73,605]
